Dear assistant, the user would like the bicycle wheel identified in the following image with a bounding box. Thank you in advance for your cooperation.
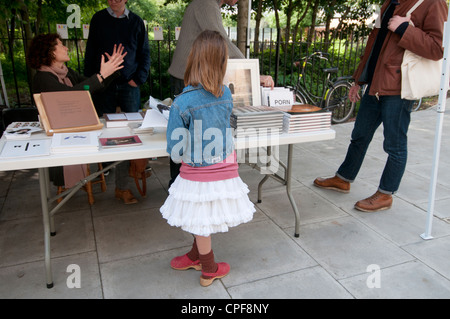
[412,98,422,111]
[294,90,308,104]
[325,81,355,124]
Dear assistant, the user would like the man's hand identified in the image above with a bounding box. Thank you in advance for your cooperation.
[128,79,138,87]
[388,15,410,32]
[260,75,274,89]
[349,84,361,103]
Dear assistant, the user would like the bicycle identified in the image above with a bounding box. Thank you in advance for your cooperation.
[288,51,356,124]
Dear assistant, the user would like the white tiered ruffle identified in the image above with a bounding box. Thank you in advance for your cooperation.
[160,176,255,237]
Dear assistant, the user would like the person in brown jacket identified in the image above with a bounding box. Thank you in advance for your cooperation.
[314,0,447,212]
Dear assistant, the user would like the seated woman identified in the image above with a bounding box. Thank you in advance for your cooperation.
[26,33,126,193]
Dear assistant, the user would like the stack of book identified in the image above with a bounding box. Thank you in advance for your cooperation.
[128,122,154,135]
[275,104,332,133]
[231,106,285,138]
[104,112,144,128]
[50,132,100,154]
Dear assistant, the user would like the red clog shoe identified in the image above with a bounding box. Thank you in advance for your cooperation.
[200,262,230,287]
[170,254,202,271]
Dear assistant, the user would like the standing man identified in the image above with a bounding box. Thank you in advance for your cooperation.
[167,0,274,186]
[85,0,151,204]
[313,0,447,212]
[85,0,150,116]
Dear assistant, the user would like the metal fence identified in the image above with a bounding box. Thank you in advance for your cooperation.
[0,22,369,108]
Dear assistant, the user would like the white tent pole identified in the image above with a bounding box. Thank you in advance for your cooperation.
[0,60,9,107]
[420,13,450,240]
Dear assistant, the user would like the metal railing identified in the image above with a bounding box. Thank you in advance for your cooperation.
[0,22,369,108]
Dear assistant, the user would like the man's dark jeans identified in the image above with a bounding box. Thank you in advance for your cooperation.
[337,92,414,194]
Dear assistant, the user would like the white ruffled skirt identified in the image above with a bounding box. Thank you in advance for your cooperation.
[160,175,255,237]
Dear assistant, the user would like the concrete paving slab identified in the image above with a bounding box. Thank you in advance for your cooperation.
[292,216,414,280]
[402,236,450,279]
[0,251,102,298]
[339,260,450,299]
[255,185,348,228]
[214,220,317,287]
[228,266,353,299]
[101,248,230,299]
[93,207,193,263]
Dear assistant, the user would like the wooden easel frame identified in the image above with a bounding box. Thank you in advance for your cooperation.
[34,91,103,136]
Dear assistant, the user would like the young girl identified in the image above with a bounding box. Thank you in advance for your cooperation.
[160,30,255,287]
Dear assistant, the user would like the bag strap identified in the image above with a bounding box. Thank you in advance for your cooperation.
[407,0,424,17]
[134,172,147,197]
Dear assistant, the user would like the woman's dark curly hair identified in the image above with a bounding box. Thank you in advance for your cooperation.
[26,33,62,69]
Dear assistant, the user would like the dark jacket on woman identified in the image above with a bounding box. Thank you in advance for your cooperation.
[32,68,104,94]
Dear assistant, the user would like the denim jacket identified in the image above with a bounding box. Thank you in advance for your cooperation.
[166,84,235,167]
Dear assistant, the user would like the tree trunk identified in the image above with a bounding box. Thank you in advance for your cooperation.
[273,0,281,30]
[307,0,320,45]
[323,0,337,51]
[292,0,312,42]
[253,0,263,56]
[17,0,35,88]
[237,0,249,56]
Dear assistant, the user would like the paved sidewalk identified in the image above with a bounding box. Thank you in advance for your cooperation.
[0,105,449,299]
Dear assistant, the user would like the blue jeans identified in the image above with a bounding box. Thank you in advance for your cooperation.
[336,92,414,194]
[93,82,141,116]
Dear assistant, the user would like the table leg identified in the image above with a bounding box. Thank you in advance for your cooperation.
[257,175,269,203]
[38,167,54,288]
[257,146,272,203]
[286,144,300,237]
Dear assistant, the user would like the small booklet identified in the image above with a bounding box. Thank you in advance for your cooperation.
[99,135,143,148]
[3,121,44,139]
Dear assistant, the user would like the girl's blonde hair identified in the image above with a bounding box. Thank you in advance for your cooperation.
[184,30,228,97]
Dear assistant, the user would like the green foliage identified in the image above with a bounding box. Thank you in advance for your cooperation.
[1,0,377,107]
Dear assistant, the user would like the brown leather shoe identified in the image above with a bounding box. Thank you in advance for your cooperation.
[354,191,392,212]
[115,188,138,204]
[313,175,350,193]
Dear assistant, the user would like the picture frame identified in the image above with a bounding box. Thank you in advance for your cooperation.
[224,59,261,107]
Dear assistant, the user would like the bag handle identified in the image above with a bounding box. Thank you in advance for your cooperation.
[406,0,424,27]
[406,0,424,17]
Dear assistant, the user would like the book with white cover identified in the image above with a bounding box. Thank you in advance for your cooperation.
[51,131,100,153]
[104,112,144,128]
[0,139,51,158]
